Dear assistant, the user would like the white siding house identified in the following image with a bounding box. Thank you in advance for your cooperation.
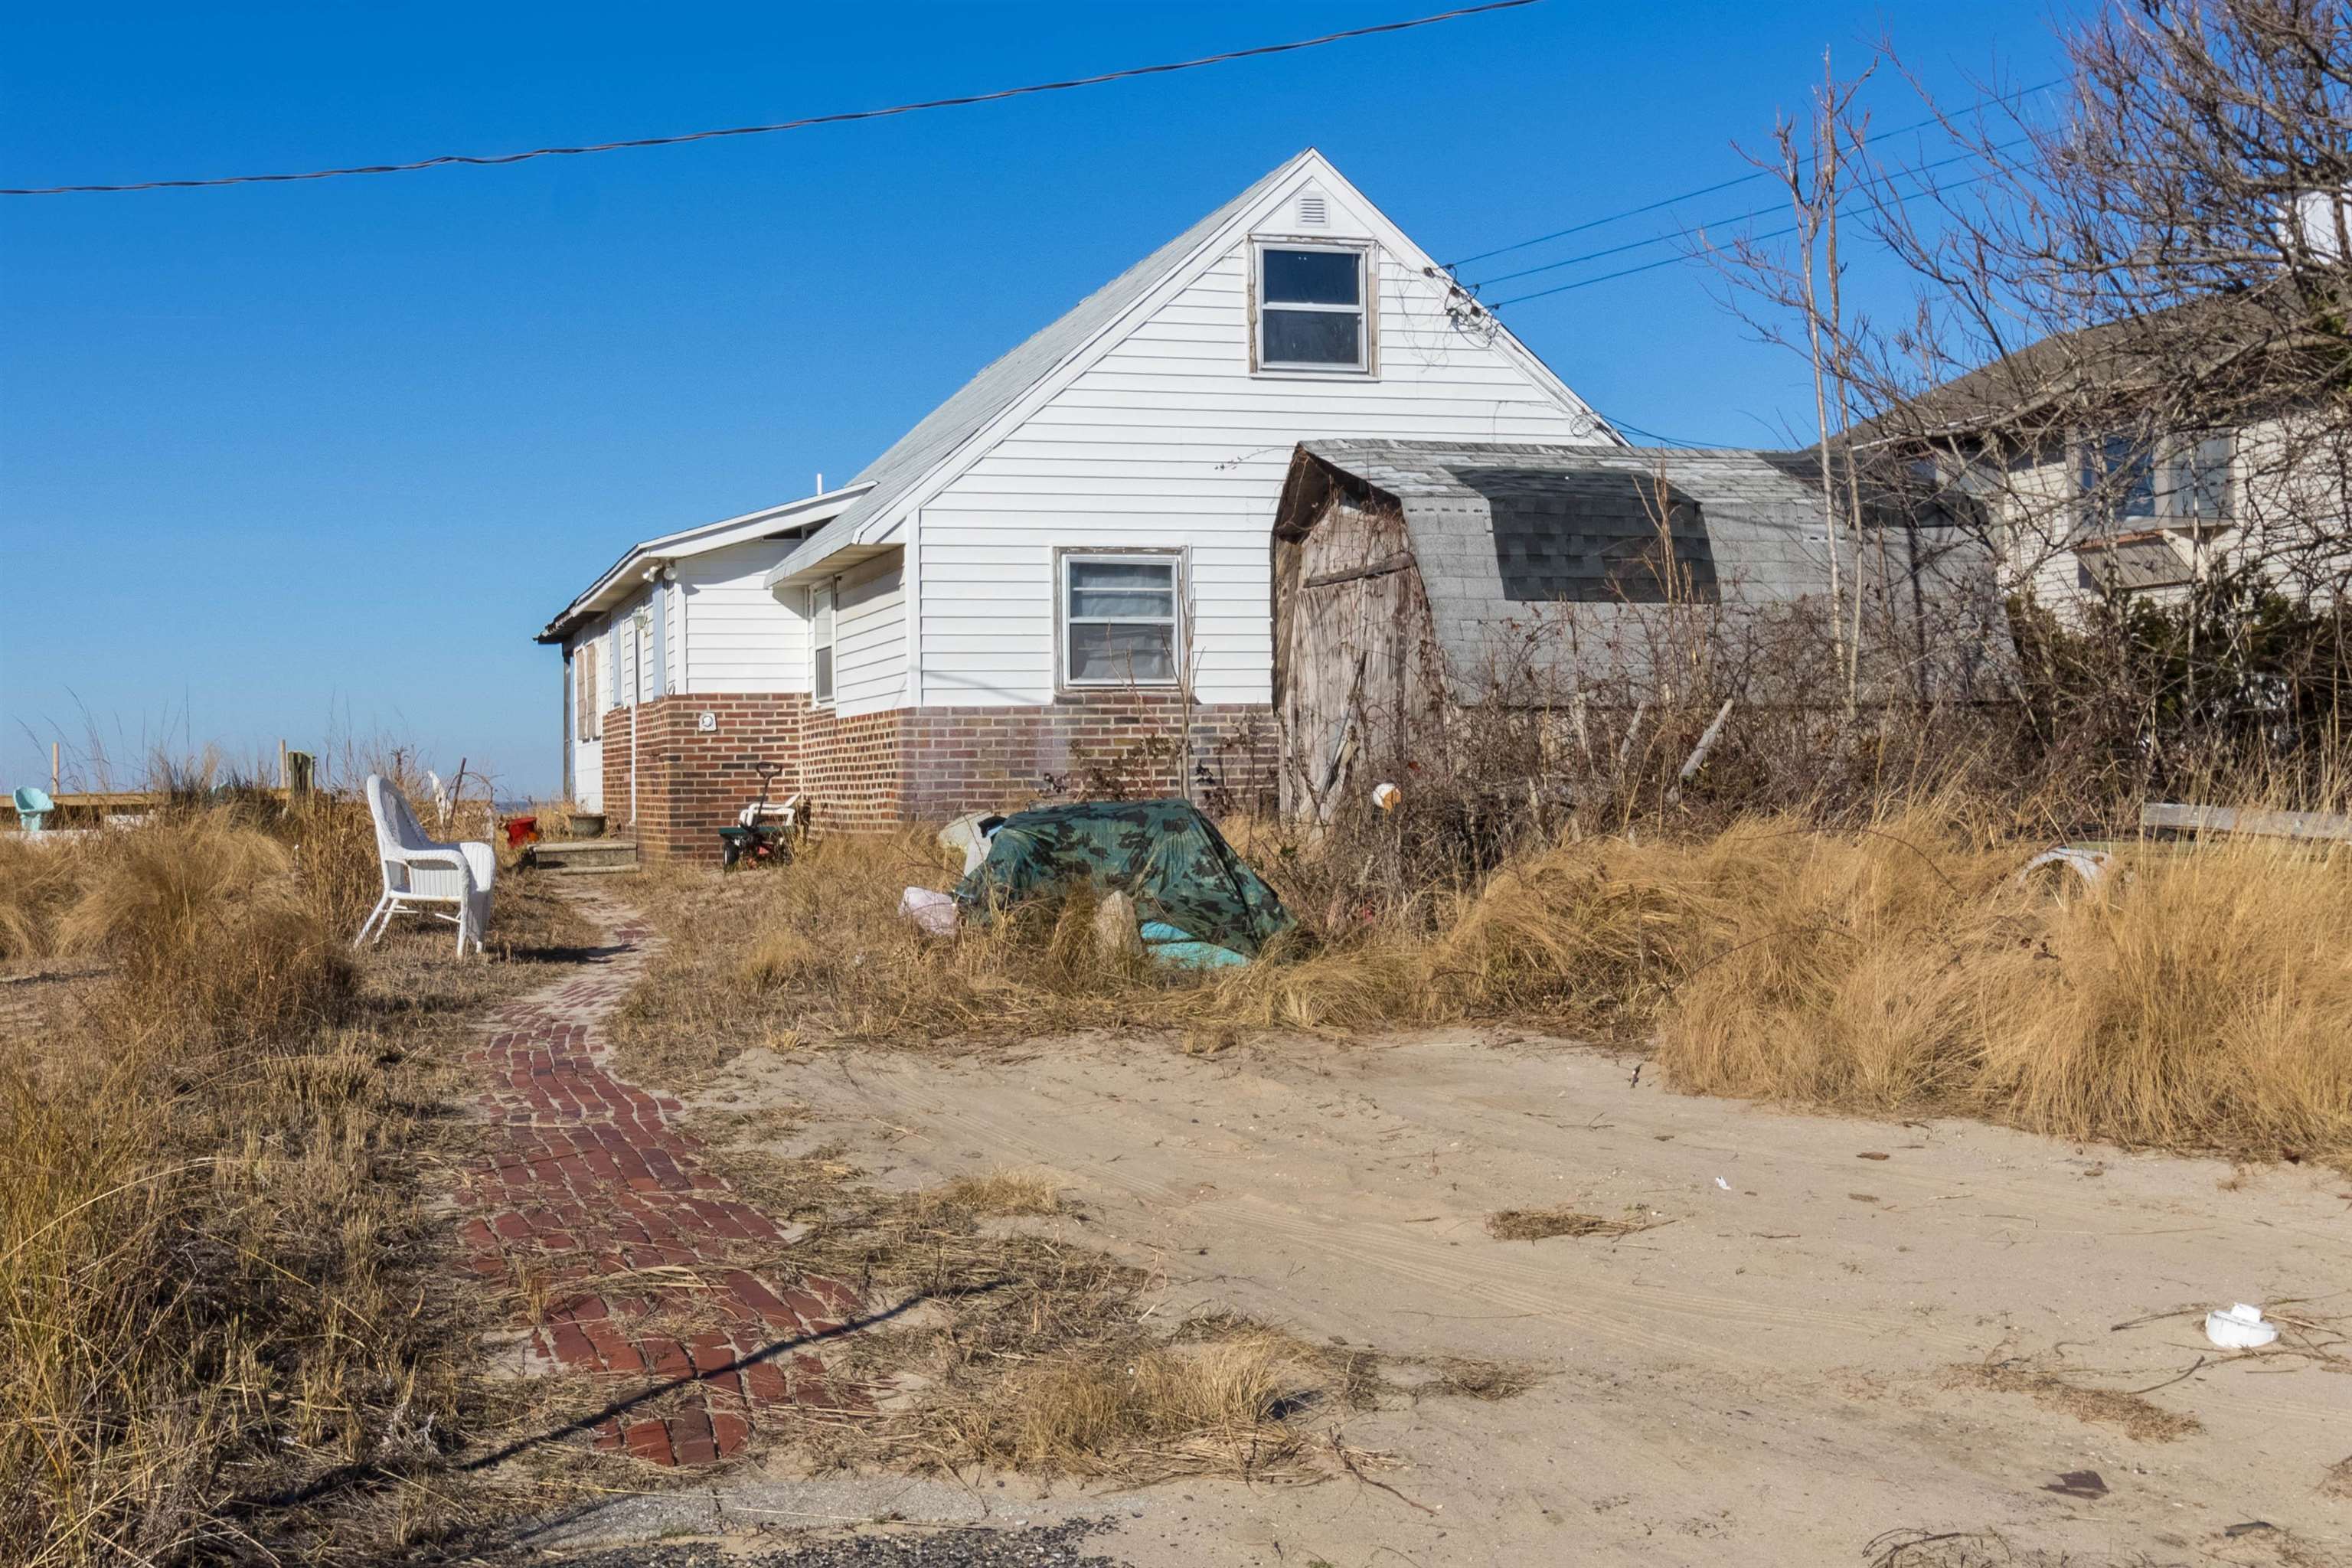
[540,149,1621,838]
[766,147,1617,719]
[542,488,865,811]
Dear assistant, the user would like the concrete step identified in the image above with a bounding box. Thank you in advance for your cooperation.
[545,863,637,877]
[535,838,639,872]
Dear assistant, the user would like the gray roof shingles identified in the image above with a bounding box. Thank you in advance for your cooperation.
[771,155,1305,583]
[1297,440,1851,691]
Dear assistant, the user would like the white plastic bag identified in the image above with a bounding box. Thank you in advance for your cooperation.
[899,887,959,937]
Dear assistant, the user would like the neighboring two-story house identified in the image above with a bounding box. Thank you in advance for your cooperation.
[1867,300,2351,612]
[537,149,1622,854]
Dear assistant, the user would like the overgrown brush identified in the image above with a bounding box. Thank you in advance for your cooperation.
[0,804,591,1566]
[0,835,88,962]
[630,799,2352,1163]
[59,811,357,1048]
[1658,819,2352,1158]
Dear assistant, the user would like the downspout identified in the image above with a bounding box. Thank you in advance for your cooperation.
[561,647,575,802]
[629,603,643,829]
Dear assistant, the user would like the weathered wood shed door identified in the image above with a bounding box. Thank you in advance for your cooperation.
[1272,495,1436,818]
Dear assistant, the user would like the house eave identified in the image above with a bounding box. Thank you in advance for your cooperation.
[536,485,873,645]
[764,515,904,590]
[766,535,899,591]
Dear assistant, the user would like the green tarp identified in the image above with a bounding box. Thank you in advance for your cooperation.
[953,799,1293,958]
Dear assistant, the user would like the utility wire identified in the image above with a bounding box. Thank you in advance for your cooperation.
[1487,165,1998,307]
[1597,412,1744,448]
[2,0,1541,197]
[1441,75,2061,270]
[1465,136,2032,290]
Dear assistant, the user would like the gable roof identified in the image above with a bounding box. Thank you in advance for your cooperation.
[765,150,1613,590]
[1852,289,2295,449]
[534,485,869,644]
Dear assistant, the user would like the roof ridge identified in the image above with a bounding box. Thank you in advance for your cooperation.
[766,150,1317,586]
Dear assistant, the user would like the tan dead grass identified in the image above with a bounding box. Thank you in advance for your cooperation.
[1950,1358,2203,1442]
[915,1331,1315,1479]
[57,811,358,1048]
[1658,818,2352,1159]
[1485,1207,1654,1241]
[0,835,90,964]
[916,1168,1064,1218]
[0,803,596,1567]
[619,803,2352,1163]
[636,1138,1443,1487]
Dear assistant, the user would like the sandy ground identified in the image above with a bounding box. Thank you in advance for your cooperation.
[642,1030,2352,1567]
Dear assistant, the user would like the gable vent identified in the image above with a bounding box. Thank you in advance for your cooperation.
[1297,192,1328,227]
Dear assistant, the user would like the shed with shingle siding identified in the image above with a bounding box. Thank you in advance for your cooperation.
[1270,440,2008,812]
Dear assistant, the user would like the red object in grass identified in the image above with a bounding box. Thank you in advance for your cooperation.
[504,816,539,850]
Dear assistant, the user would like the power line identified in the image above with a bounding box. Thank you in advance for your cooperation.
[1,0,1543,198]
[1465,136,2032,291]
[1440,76,2062,270]
[1487,165,1999,307]
[1598,412,1745,448]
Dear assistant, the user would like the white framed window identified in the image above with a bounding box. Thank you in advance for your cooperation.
[1059,550,1182,688]
[1254,241,1371,373]
[809,578,836,705]
[2076,430,2233,533]
[630,609,655,704]
[573,641,601,740]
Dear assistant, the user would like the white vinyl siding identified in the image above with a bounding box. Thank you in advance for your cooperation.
[662,577,681,694]
[833,550,908,714]
[916,187,1604,707]
[678,541,809,693]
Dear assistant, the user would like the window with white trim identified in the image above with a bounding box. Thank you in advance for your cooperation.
[1256,243,1370,372]
[630,609,655,704]
[1060,553,1181,687]
[573,641,600,740]
[809,579,836,705]
[2077,431,2233,533]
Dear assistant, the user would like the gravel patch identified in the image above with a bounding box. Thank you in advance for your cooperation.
[512,1519,1120,1567]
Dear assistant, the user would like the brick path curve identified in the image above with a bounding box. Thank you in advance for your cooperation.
[456,888,867,1468]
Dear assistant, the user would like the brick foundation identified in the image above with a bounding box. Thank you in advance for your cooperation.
[603,691,1276,860]
[601,694,808,863]
[896,694,1276,823]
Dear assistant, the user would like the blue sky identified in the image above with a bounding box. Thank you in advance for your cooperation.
[1,1,2071,797]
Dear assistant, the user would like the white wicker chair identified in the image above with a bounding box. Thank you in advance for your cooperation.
[356,773,495,956]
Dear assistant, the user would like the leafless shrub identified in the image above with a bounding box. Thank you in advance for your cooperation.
[1700,2,2352,801]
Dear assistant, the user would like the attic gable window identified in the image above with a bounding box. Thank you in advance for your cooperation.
[1256,243,1370,373]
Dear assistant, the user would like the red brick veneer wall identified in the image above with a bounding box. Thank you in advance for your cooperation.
[606,690,1276,859]
[599,694,808,861]
[896,694,1276,823]
[799,707,911,834]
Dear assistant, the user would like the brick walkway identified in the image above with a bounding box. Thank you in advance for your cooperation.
[455,890,867,1468]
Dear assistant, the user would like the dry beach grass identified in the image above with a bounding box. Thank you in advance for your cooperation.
[0,801,593,1567]
[618,803,2352,1165]
[13,782,2352,1562]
